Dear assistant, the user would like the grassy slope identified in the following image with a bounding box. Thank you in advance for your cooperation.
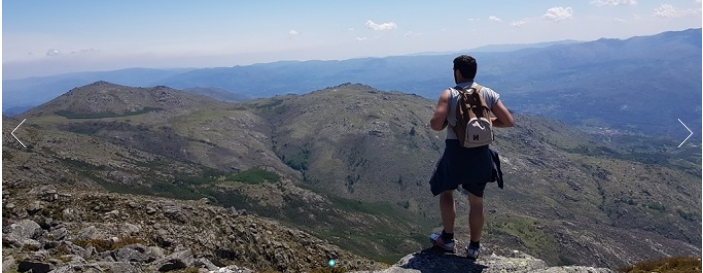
[5,82,700,267]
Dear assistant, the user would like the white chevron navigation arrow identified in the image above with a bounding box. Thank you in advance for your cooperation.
[11,119,27,148]
[677,119,693,148]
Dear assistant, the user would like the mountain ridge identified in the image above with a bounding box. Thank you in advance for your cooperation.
[4,28,700,139]
[21,81,233,121]
[5,81,700,269]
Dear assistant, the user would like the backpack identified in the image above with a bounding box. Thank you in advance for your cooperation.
[451,84,493,148]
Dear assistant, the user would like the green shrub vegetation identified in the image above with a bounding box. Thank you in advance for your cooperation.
[617,256,701,273]
[676,209,697,222]
[484,216,560,265]
[226,168,280,184]
[254,99,284,109]
[284,149,310,171]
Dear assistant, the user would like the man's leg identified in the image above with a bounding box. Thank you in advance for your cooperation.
[430,189,456,251]
[468,193,484,243]
[439,190,456,234]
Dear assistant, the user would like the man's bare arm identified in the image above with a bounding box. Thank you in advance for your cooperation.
[490,99,514,128]
[430,89,451,131]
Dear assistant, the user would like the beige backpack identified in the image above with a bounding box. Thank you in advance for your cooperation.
[452,84,493,148]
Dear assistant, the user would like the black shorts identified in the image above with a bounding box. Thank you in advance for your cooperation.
[429,140,492,197]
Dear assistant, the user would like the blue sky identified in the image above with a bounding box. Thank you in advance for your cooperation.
[3,0,702,79]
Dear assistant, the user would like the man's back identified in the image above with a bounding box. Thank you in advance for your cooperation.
[427,54,514,260]
[445,82,501,141]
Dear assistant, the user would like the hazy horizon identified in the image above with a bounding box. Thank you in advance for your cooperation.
[3,0,702,79]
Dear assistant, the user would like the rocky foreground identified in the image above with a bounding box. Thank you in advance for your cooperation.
[2,185,381,273]
[350,247,615,273]
[2,185,616,273]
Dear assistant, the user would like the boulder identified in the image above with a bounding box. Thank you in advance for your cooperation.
[152,249,195,272]
[17,260,52,273]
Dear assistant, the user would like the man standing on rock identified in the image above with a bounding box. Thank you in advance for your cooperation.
[428,55,514,259]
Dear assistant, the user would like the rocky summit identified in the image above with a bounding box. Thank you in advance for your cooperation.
[351,247,615,273]
[1,184,619,273]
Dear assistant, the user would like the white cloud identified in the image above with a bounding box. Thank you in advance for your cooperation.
[70,48,99,55]
[405,31,422,37]
[654,4,677,18]
[46,49,60,57]
[365,20,397,31]
[288,29,299,38]
[348,28,355,31]
[613,17,627,22]
[543,7,574,22]
[355,37,368,41]
[653,3,700,18]
[488,15,503,22]
[511,20,526,27]
[591,0,637,7]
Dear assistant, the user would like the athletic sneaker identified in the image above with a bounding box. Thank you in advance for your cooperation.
[429,233,455,252]
[466,244,480,260]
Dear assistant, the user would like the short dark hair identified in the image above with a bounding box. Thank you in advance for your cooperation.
[453,55,477,80]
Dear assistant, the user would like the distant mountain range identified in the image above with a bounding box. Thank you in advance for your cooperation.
[470,39,583,52]
[405,39,583,55]
[182,87,251,103]
[3,28,701,138]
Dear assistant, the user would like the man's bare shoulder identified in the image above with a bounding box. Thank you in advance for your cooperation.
[438,88,451,99]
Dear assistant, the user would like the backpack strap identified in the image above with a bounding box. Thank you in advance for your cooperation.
[454,83,483,93]
[472,84,483,93]
[455,84,485,109]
